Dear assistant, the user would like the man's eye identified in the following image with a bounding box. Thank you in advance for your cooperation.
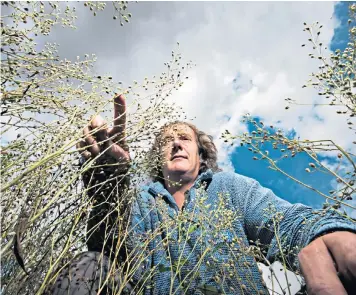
[180,135,190,141]
[163,137,173,145]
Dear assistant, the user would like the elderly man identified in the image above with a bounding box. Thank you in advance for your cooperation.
[51,95,356,295]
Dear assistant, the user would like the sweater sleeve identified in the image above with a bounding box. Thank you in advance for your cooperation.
[80,155,130,256]
[229,173,356,271]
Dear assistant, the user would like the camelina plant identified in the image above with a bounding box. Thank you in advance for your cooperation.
[1,2,355,295]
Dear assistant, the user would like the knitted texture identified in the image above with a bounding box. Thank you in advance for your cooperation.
[128,170,356,295]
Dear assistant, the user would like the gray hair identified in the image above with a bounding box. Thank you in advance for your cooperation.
[147,121,221,183]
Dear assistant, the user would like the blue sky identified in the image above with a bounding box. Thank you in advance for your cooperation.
[231,118,335,208]
[331,1,351,51]
[230,1,351,209]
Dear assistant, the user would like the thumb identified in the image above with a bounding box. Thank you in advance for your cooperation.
[106,139,130,162]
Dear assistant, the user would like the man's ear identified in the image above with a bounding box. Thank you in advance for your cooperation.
[198,147,204,157]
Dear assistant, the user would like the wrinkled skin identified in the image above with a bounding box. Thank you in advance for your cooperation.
[298,231,356,295]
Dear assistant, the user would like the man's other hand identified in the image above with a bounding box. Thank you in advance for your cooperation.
[298,231,356,295]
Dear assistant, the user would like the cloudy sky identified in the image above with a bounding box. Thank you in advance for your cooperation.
[36,1,354,215]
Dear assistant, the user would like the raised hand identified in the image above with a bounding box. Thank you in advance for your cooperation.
[77,94,130,173]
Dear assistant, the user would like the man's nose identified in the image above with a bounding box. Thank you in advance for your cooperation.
[172,138,183,149]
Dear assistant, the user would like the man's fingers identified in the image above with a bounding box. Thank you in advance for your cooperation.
[76,140,92,159]
[82,115,109,156]
[298,237,347,295]
[322,232,356,292]
[106,138,130,162]
[81,113,130,162]
[83,126,101,156]
[90,115,109,143]
[90,114,129,161]
[110,94,126,140]
[80,130,129,162]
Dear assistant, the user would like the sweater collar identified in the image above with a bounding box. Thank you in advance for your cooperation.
[147,169,214,198]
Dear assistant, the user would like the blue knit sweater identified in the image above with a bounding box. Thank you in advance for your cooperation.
[127,170,356,294]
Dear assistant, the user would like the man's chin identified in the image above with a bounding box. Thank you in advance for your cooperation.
[170,168,189,174]
[163,164,200,181]
[165,166,192,178]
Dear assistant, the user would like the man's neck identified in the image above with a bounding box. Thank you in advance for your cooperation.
[164,175,197,210]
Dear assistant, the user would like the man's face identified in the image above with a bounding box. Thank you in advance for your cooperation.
[160,124,200,182]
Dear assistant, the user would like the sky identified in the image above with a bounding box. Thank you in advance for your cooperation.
[229,1,355,215]
[39,1,355,216]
